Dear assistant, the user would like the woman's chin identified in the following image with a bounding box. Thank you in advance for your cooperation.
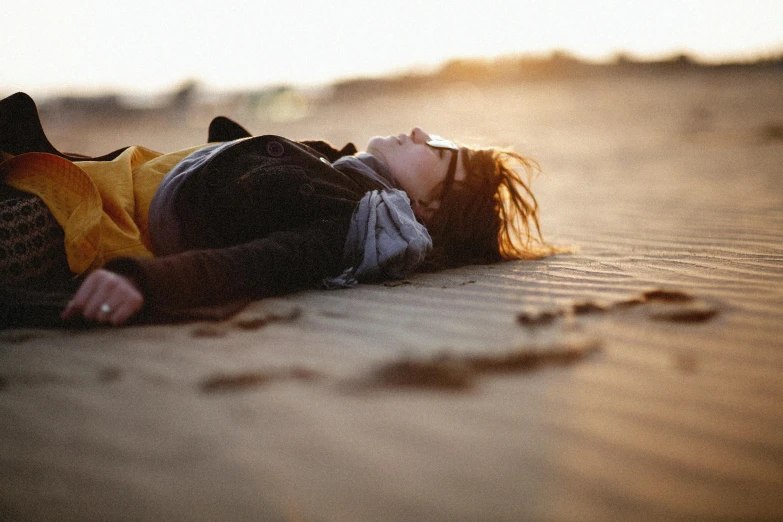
[365,139,387,162]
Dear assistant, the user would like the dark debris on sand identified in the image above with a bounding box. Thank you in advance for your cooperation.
[0,332,39,344]
[642,288,694,303]
[760,121,783,141]
[516,309,563,326]
[233,305,302,330]
[190,305,302,337]
[200,366,322,393]
[648,302,718,323]
[368,340,602,391]
[383,280,412,287]
[517,287,717,328]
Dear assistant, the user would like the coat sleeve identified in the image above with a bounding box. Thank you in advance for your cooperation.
[104,216,350,310]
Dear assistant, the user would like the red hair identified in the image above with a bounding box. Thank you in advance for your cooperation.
[422,146,556,269]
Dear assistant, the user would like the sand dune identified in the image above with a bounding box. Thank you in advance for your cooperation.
[2,69,782,521]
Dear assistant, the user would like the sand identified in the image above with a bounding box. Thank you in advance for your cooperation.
[1,69,782,521]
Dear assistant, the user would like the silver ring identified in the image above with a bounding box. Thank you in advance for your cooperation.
[100,303,112,314]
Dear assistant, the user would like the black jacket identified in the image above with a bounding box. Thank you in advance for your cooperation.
[107,135,387,310]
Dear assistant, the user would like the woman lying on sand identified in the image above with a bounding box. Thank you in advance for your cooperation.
[0,92,552,326]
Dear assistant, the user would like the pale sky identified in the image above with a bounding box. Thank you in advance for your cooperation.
[3,0,782,96]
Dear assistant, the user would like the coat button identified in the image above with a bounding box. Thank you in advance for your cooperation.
[299,183,315,196]
[266,140,284,157]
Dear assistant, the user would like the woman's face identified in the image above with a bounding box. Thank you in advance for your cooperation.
[367,127,465,223]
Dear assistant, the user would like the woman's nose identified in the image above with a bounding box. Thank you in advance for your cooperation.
[411,127,430,144]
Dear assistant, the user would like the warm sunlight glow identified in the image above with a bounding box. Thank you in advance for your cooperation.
[3,0,782,96]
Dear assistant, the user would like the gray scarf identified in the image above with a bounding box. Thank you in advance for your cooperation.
[324,188,432,288]
[332,152,397,190]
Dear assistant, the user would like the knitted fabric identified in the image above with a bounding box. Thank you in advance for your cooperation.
[0,186,70,286]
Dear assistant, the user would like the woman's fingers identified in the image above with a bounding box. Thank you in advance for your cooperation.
[105,292,144,325]
[81,271,124,319]
[61,272,102,319]
[62,269,144,325]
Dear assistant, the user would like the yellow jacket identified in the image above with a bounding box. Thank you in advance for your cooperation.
[0,145,208,275]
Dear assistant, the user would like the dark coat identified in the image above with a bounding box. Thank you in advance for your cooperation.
[107,135,386,310]
[0,92,385,317]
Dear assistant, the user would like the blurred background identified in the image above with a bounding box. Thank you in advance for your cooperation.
[2,0,782,155]
[4,0,782,95]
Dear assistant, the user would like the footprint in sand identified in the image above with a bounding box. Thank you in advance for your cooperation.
[190,304,302,338]
[365,339,602,391]
[199,367,323,393]
[517,287,719,327]
[639,289,719,323]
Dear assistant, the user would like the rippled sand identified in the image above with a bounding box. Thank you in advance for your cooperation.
[2,69,782,521]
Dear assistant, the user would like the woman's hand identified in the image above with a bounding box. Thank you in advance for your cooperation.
[61,269,144,325]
